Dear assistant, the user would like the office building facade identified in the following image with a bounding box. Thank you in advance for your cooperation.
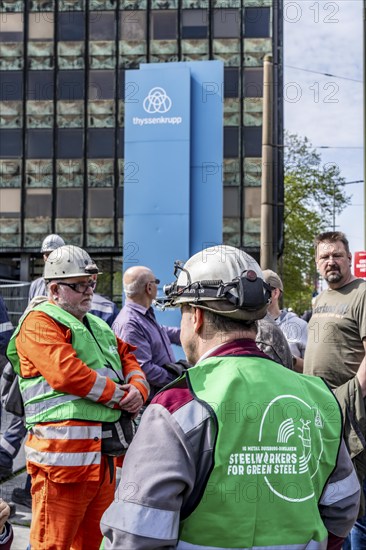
[0,0,283,296]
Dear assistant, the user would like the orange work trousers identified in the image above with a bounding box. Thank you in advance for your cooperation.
[29,456,116,550]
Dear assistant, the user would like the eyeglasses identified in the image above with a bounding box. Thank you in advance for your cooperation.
[57,281,97,294]
[147,279,160,285]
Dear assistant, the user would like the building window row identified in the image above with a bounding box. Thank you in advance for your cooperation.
[0,67,263,101]
[0,8,271,41]
[0,125,262,159]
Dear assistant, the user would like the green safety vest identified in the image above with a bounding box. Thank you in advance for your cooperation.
[7,302,122,429]
[179,355,342,548]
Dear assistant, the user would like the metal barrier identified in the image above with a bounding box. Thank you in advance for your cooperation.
[0,280,30,326]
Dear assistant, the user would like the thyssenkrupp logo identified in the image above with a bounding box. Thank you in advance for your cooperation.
[143,87,172,114]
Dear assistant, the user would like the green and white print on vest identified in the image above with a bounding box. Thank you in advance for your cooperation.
[226,394,326,503]
[181,357,340,547]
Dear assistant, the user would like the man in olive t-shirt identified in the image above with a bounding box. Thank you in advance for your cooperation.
[304,232,366,388]
[304,231,366,548]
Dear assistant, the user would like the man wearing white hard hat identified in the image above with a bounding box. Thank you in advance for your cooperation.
[101,245,359,550]
[28,234,66,301]
[29,234,120,327]
[7,245,149,550]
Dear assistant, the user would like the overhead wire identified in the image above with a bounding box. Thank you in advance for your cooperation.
[285,65,363,83]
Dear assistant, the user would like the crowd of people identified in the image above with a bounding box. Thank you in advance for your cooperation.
[0,230,365,549]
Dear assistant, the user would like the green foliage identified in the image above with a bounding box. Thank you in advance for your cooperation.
[282,133,351,314]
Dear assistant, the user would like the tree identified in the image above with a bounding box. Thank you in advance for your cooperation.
[281,133,351,314]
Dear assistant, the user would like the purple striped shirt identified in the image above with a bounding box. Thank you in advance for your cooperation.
[112,301,181,399]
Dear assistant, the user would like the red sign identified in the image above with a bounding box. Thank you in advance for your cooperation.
[354,251,366,279]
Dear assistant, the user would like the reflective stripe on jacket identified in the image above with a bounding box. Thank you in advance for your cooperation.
[7,301,124,428]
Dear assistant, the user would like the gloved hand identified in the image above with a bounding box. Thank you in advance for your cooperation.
[163,360,192,378]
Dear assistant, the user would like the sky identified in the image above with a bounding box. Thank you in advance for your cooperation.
[284,0,364,258]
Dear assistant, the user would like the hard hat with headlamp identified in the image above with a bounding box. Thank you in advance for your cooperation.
[40,234,65,254]
[43,245,100,281]
[158,245,271,321]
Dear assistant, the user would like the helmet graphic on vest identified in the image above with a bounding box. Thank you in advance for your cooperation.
[43,245,100,280]
[160,245,271,321]
[40,234,65,254]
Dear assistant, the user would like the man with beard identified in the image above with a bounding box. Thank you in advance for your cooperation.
[6,245,149,550]
[304,231,366,548]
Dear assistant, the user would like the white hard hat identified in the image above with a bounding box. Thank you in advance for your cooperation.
[159,245,271,321]
[40,234,65,254]
[44,245,100,280]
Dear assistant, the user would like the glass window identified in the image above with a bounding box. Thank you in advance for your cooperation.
[57,129,84,158]
[243,68,263,98]
[57,41,85,69]
[89,71,114,99]
[27,129,53,158]
[224,187,240,217]
[0,189,21,216]
[28,12,54,40]
[57,71,85,100]
[26,100,54,128]
[121,11,146,41]
[244,187,261,218]
[244,7,270,38]
[224,126,239,158]
[56,159,84,187]
[243,126,262,157]
[0,160,21,188]
[25,188,52,217]
[0,130,22,158]
[88,129,115,158]
[182,10,208,39]
[0,73,23,101]
[57,100,84,128]
[26,159,53,187]
[58,0,84,10]
[29,0,56,9]
[88,188,114,217]
[88,159,114,187]
[150,11,177,40]
[224,67,239,98]
[57,188,83,217]
[27,71,54,100]
[58,12,85,41]
[213,9,240,38]
[0,13,23,42]
[89,11,115,40]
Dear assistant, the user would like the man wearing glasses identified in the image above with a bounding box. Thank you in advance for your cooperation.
[29,234,120,327]
[112,265,182,402]
[6,245,149,550]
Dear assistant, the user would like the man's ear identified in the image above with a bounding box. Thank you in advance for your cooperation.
[193,306,204,333]
[49,282,59,301]
[274,288,281,300]
[145,282,154,297]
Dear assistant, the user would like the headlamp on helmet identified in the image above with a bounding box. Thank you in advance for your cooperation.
[156,246,271,321]
[159,261,270,311]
